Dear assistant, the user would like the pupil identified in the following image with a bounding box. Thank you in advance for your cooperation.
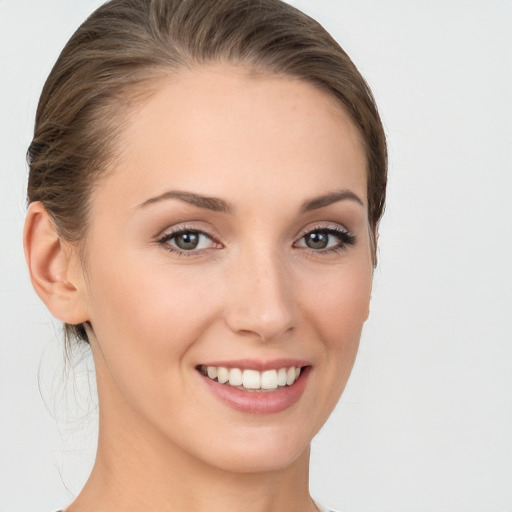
[306,232,328,249]
[176,232,199,250]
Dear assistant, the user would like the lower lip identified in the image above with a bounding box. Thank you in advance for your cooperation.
[199,367,311,415]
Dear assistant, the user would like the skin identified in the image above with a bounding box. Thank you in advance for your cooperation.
[24,65,373,512]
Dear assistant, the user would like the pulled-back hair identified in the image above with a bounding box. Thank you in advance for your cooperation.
[27,0,387,344]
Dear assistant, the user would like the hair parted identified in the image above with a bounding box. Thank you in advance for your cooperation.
[27,0,387,344]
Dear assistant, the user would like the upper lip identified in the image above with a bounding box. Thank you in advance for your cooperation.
[197,359,311,371]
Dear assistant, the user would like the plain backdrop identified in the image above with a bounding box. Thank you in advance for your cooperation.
[1,1,511,511]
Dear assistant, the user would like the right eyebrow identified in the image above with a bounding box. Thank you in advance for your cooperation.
[137,190,232,213]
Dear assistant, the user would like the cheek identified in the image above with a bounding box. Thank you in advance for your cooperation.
[300,257,372,381]
[84,246,224,376]
[83,251,227,420]
[307,264,371,336]
[292,258,372,432]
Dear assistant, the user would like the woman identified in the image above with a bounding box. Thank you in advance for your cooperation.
[23,0,387,511]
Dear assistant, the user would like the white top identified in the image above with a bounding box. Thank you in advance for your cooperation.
[56,503,338,512]
[315,502,339,512]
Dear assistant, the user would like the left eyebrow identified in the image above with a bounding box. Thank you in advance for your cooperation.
[300,189,364,213]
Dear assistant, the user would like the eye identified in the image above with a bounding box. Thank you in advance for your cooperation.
[295,227,356,252]
[157,228,219,254]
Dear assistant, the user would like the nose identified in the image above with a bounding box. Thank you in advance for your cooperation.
[223,247,297,342]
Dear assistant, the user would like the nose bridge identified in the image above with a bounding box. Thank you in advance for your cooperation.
[224,241,296,341]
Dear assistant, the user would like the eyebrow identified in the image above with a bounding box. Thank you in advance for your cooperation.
[137,188,363,213]
[300,189,364,212]
[137,190,231,212]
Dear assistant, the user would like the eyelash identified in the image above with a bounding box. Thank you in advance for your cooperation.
[156,224,356,257]
[295,225,357,254]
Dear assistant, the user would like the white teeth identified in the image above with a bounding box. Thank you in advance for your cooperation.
[261,370,278,390]
[201,365,304,391]
[217,367,229,384]
[228,368,243,386]
[277,368,287,386]
[242,369,261,389]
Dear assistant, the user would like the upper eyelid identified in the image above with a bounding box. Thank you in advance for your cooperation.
[157,224,217,240]
[296,222,351,238]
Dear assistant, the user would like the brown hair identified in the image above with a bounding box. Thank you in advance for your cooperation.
[27,0,387,344]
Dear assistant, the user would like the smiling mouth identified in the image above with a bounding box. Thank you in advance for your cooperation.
[197,365,304,392]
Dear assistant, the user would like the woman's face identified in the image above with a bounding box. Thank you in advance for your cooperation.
[78,65,373,473]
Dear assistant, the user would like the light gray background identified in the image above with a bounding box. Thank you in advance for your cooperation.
[1,1,511,511]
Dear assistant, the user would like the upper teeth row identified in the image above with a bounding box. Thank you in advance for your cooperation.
[201,366,302,390]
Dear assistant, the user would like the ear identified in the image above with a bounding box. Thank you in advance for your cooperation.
[23,201,89,324]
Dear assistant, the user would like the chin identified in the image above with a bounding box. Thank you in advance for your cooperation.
[207,445,309,475]
[179,422,314,475]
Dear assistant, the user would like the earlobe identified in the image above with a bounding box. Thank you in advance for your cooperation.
[23,201,89,324]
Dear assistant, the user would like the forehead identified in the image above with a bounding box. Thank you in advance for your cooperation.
[100,64,367,212]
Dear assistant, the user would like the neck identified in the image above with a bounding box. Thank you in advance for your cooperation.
[70,423,315,512]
